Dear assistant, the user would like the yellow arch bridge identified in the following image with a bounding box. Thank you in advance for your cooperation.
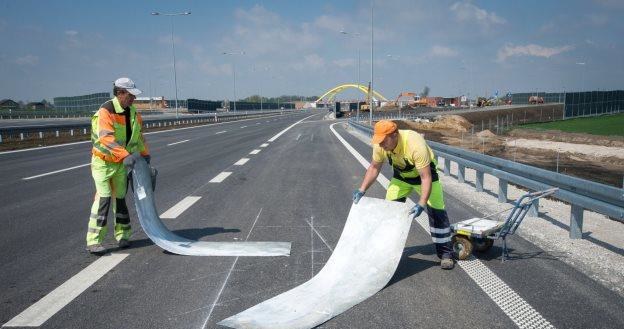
[315,84,388,104]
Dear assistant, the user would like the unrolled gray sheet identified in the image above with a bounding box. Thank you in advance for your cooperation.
[218,196,412,328]
[130,158,291,256]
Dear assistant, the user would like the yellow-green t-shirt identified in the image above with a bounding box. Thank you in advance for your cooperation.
[372,130,436,173]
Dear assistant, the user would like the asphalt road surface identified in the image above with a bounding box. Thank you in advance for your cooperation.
[1,110,622,328]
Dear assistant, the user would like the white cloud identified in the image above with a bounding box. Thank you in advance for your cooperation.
[314,15,344,32]
[497,44,574,62]
[332,58,356,68]
[65,30,78,37]
[15,55,39,66]
[450,2,506,29]
[429,45,458,58]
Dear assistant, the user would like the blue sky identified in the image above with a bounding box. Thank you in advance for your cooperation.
[1,0,623,103]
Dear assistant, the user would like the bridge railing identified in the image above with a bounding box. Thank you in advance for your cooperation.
[0,110,297,144]
[348,119,624,239]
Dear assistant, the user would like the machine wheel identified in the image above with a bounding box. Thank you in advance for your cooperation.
[473,238,494,252]
[452,235,473,260]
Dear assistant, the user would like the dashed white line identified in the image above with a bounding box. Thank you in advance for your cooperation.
[240,125,247,129]
[249,149,261,155]
[209,172,232,183]
[160,196,202,219]
[329,123,554,329]
[22,163,90,180]
[3,254,129,327]
[167,139,190,146]
[215,130,227,134]
[260,143,269,148]
[234,158,250,166]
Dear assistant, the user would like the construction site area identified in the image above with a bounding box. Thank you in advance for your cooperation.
[384,105,624,188]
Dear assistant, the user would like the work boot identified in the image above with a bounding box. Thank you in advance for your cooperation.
[87,244,106,255]
[117,239,130,249]
[441,258,455,270]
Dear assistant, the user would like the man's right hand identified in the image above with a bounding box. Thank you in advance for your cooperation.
[123,153,139,171]
[352,189,365,204]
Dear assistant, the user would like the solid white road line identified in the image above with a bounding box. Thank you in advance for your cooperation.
[234,158,250,166]
[267,115,315,142]
[3,254,129,327]
[22,163,90,180]
[167,139,190,146]
[160,196,202,219]
[241,126,247,128]
[260,143,269,148]
[329,123,554,329]
[209,172,232,183]
[249,149,261,155]
[215,130,227,134]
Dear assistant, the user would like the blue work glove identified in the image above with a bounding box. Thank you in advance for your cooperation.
[352,189,365,204]
[408,204,425,220]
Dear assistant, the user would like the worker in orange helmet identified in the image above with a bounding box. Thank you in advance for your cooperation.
[353,120,455,269]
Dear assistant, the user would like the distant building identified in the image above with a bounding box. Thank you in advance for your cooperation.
[134,96,168,110]
[0,99,20,110]
[53,92,110,112]
[25,102,49,110]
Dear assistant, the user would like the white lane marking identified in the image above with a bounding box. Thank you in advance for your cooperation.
[3,254,128,327]
[260,143,269,148]
[234,158,249,166]
[22,163,90,180]
[296,133,302,141]
[267,115,315,142]
[215,130,227,135]
[329,123,554,329]
[202,208,263,328]
[256,122,261,125]
[209,172,232,183]
[249,149,261,155]
[0,113,293,155]
[266,120,271,123]
[167,139,190,146]
[240,125,247,129]
[160,196,202,219]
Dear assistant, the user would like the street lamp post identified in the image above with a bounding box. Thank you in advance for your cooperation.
[223,51,245,111]
[340,30,361,121]
[369,0,374,126]
[151,11,191,119]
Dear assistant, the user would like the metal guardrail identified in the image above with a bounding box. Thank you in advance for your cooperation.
[0,110,296,143]
[348,119,624,239]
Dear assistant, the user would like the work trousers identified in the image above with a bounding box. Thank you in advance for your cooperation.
[386,179,454,259]
[86,156,131,246]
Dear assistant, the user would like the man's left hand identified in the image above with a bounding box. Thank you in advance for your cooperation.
[408,204,425,220]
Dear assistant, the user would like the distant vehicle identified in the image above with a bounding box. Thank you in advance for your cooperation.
[528,96,544,104]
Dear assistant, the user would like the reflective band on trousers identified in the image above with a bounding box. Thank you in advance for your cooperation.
[430,227,451,234]
[432,236,452,243]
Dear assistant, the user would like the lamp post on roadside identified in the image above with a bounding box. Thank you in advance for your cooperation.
[151,11,191,119]
[223,51,245,111]
[340,30,362,121]
[369,0,375,126]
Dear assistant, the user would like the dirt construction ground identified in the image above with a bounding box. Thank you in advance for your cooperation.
[393,112,624,188]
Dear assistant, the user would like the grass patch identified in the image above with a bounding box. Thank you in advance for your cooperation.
[520,113,624,137]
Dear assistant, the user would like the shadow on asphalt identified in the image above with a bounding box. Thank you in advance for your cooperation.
[385,244,439,288]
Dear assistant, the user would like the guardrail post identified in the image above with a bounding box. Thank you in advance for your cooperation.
[475,171,484,192]
[529,198,539,216]
[444,158,451,176]
[70,129,74,136]
[83,128,87,135]
[39,132,43,139]
[55,130,59,137]
[498,179,508,203]
[570,205,584,239]
[20,133,24,141]
[457,164,465,183]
